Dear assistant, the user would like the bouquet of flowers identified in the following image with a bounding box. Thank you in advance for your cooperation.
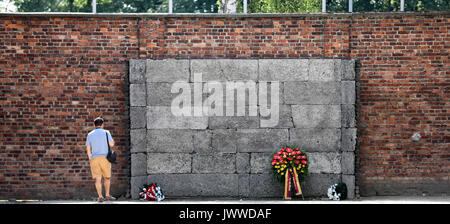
[327,183,347,201]
[271,146,309,200]
[139,183,165,201]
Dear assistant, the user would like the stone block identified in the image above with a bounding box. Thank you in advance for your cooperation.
[190,59,258,81]
[237,129,289,153]
[290,128,340,152]
[193,130,212,153]
[308,152,341,174]
[236,153,250,174]
[248,173,340,198]
[130,129,146,153]
[147,153,191,174]
[309,59,340,81]
[238,174,250,197]
[209,115,259,129]
[147,106,208,129]
[147,82,178,106]
[284,81,341,105]
[130,84,146,106]
[192,153,236,174]
[341,152,355,175]
[341,59,355,80]
[250,153,272,174]
[147,59,190,82]
[130,59,146,84]
[302,174,341,197]
[223,81,259,107]
[342,128,357,152]
[131,153,147,177]
[130,176,147,199]
[129,58,358,199]
[146,174,239,197]
[342,174,355,199]
[130,107,146,129]
[258,81,284,105]
[147,82,208,106]
[260,104,293,128]
[147,129,194,153]
[248,174,283,198]
[341,81,356,104]
[259,59,308,81]
[342,104,356,128]
[211,129,237,153]
[291,105,341,128]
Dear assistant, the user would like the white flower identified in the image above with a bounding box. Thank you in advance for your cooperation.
[327,184,341,201]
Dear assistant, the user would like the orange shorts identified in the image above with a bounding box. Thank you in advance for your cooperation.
[90,156,111,179]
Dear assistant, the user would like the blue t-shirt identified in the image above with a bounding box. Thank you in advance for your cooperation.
[86,128,114,159]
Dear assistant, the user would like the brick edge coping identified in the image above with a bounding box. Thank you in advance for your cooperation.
[0,11,448,18]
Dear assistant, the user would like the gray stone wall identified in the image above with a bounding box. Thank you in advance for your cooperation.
[129,58,356,199]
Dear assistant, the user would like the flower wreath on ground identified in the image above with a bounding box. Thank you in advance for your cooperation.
[271,146,309,200]
[327,183,347,201]
[139,183,165,201]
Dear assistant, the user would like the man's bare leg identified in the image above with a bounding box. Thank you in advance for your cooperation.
[104,177,111,197]
[95,177,103,199]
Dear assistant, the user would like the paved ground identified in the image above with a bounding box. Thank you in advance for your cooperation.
[2,196,449,204]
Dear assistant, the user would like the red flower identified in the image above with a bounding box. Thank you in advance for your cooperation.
[287,156,293,161]
[281,147,285,151]
[301,160,307,165]
[294,160,300,165]
[272,160,277,166]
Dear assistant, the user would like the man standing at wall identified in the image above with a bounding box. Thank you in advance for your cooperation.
[86,117,116,202]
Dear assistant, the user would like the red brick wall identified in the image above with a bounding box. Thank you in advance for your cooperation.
[0,16,138,199]
[351,14,449,195]
[0,12,448,199]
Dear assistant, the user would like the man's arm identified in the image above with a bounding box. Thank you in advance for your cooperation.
[107,131,115,148]
[86,145,92,160]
